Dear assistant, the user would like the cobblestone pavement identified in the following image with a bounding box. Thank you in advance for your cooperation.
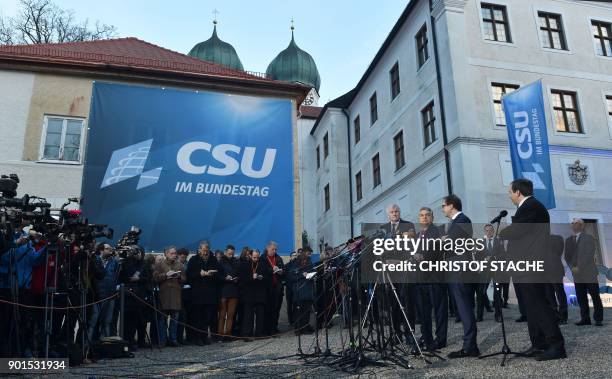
[50,305,608,378]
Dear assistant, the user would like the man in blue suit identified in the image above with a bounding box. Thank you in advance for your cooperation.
[441,194,479,358]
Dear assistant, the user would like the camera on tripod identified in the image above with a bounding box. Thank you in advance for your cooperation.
[115,226,144,260]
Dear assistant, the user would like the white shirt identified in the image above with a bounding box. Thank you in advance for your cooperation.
[517,196,532,209]
[451,211,463,220]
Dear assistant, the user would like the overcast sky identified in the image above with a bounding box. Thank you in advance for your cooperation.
[1,0,408,103]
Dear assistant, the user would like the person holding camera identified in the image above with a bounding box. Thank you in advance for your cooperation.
[87,243,120,343]
[239,249,271,340]
[119,247,151,350]
[186,241,221,345]
[153,246,185,347]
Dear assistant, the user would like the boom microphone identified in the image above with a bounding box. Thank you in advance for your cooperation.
[490,210,508,224]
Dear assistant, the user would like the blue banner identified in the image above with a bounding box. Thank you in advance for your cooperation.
[502,80,556,209]
[82,82,295,252]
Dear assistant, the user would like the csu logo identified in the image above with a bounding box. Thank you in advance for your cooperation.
[100,139,162,190]
[101,139,277,189]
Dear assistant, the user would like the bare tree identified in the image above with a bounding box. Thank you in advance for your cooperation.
[0,0,117,45]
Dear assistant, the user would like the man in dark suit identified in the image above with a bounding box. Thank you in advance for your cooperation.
[565,219,603,326]
[499,179,566,361]
[414,207,448,351]
[441,194,479,358]
[380,204,417,347]
[478,224,506,322]
[548,234,568,324]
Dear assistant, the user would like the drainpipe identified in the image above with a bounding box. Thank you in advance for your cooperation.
[429,0,453,195]
[342,109,355,236]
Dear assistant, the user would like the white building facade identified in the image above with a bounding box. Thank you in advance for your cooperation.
[309,0,612,263]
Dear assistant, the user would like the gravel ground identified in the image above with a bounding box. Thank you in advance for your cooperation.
[40,304,608,379]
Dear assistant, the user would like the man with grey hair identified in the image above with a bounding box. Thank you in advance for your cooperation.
[564,218,604,326]
[153,245,186,347]
[262,240,285,335]
[380,203,417,348]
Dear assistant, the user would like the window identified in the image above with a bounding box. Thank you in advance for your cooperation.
[316,146,320,169]
[592,20,612,57]
[416,24,429,66]
[606,96,612,123]
[551,90,582,133]
[481,3,511,42]
[324,184,330,211]
[370,92,378,125]
[491,83,520,126]
[421,102,437,147]
[372,153,381,188]
[355,171,362,201]
[393,131,405,171]
[389,62,401,100]
[41,116,84,162]
[354,116,361,144]
[538,12,567,50]
[323,132,329,158]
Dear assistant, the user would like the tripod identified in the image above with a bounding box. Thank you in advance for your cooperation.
[478,220,522,367]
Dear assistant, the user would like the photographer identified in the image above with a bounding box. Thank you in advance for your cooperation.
[186,241,221,345]
[87,243,120,342]
[0,225,47,357]
[239,249,271,340]
[287,251,314,335]
[153,246,185,347]
[119,247,151,350]
[218,245,239,341]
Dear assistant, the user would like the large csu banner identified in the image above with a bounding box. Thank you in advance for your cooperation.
[82,82,295,252]
[502,80,556,209]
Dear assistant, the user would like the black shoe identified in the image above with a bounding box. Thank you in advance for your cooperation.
[168,340,179,347]
[515,316,527,323]
[495,315,502,323]
[194,339,205,346]
[595,321,603,326]
[455,317,461,323]
[476,316,483,322]
[558,319,567,325]
[447,348,480,358]
[243,337,253,342]
[575,320,591,326]
[535,347,567,361]
[485,307,493,313]
[502,301,508,308]
[521,346,545,357]
[433,341,447,350]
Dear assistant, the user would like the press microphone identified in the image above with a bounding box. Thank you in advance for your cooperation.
[490,210,508,224]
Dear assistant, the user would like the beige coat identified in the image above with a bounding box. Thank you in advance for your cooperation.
[153,258,186,311]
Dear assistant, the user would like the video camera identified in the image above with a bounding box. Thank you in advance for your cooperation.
[115,226,144,260]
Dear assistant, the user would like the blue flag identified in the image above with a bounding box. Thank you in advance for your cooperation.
[502,80,556,209]
[82,82,295,252]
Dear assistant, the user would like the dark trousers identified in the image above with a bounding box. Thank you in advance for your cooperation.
[448,287,457,317]
[390,284,416,345]
[286,287,295,325]
[296,301,312,331]
[545,283,568,322]
[242,302,265,337]
[448,282,478,352]
[513,279,526,317]
[192,304,215,341]
[124,306,147,345]
[515,283,564,349]
[415,283,448,347]
[264,285,283,335]
[476,281,492,319]
[575,282,603,322]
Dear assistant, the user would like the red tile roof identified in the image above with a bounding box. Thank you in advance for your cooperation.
[300,105,323,119]
[0,37,279,84]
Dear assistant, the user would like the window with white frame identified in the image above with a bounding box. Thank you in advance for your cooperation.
[538,12,567,50]
[551,90,582,133]
[481,3,512,43]
[41,116,85,162]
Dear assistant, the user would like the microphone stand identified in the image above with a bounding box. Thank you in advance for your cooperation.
[478,218,523,367]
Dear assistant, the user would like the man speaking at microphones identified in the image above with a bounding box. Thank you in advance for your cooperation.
[499,178,566,361]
